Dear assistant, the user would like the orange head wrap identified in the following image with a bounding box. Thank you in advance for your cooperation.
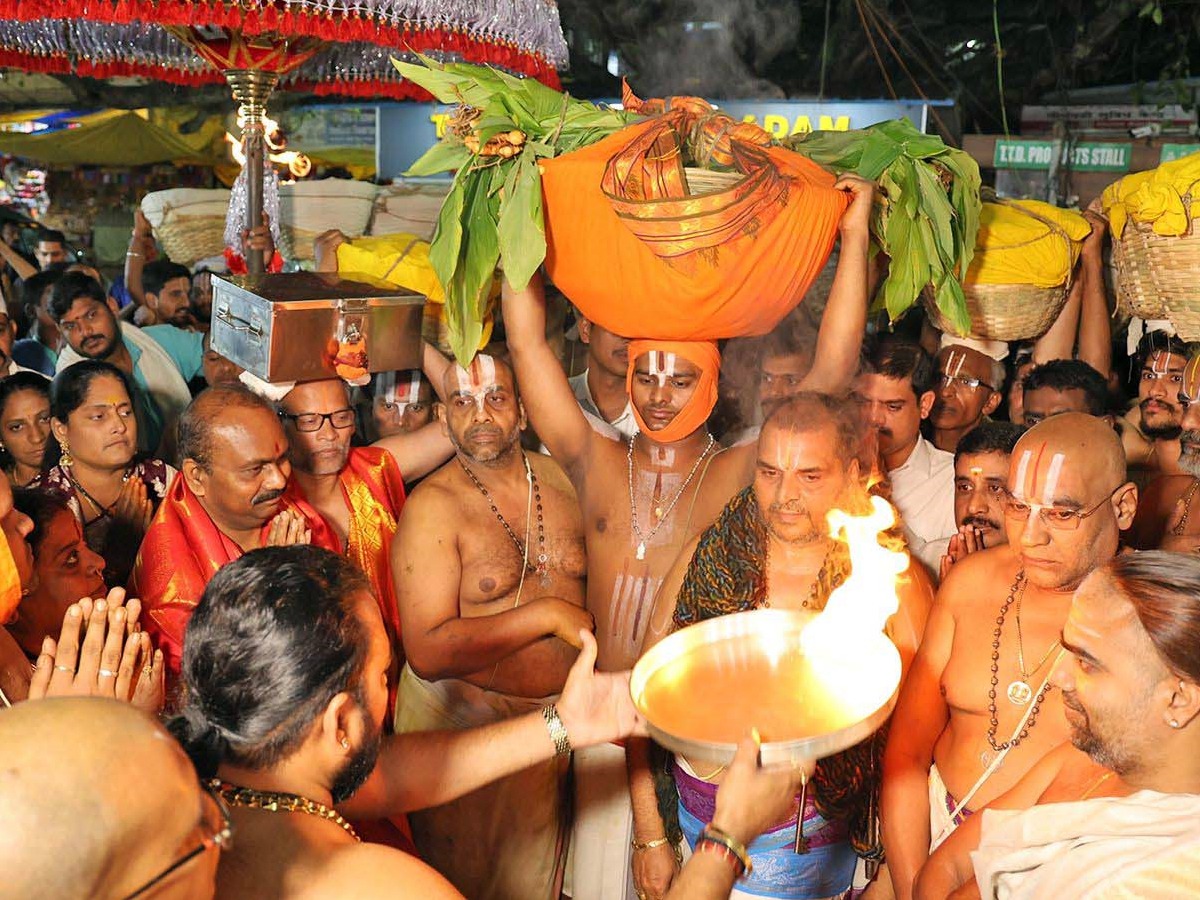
[626,340,721,444]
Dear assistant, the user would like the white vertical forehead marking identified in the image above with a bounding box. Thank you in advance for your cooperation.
[378,370,398,405]
[1014,449,1032,499]
[1042,452,1066,503]
[452,355,500,412]
[648,351,677,387]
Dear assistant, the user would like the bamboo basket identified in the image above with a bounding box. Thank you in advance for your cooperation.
[923,196,1073,342]
[1112,188,1200,336]
[277,179,378,260]
[141,188,230,265]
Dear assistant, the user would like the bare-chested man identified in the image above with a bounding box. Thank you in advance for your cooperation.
[631,393,933,898]
[502,175,874,900]
[1159,351,1200,553]
[392,353,590,899]
[881,413,1137,899]
[175,545,639,900]
[1122,331,1192,482]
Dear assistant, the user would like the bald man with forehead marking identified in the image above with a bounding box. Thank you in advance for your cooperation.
[882,413,1138,900]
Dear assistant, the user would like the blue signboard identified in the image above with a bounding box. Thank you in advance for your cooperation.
[375,98,950,181]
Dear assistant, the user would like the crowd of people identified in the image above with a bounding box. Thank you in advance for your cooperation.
[1,168,1199,900]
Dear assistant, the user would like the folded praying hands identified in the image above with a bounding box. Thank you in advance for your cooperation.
[27,587,165,714]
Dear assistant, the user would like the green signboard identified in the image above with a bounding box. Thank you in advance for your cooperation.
[1161,143,1200,164]
[993,139,1131,173]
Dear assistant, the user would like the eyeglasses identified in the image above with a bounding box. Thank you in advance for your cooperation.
[1000,486,1120,531]
[937,373,994,392]
[279,408,356,433]
[122,780,232,899]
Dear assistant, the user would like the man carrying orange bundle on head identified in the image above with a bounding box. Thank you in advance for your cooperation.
[502,173,874,900]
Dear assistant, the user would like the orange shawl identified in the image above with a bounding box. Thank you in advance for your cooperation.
[285,446,407,649]
[130,474,338,683]
[626,340,721,443]
[541,88,847,341]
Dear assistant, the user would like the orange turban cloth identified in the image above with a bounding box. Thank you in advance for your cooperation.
[626,339,721,444]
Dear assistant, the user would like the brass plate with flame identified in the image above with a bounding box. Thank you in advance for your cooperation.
[630,609,901,766]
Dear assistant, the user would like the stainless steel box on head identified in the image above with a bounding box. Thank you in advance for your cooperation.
[210,272,426,384]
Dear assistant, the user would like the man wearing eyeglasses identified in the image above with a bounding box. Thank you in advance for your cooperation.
[881,412,1138,900]
[929,340,1006,454]
[277,375,454,705]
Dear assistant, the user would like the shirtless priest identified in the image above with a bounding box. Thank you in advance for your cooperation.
[881,413,1138,899]
[391,353,591,900]
[502,174,874,900]
[633,393,933,898]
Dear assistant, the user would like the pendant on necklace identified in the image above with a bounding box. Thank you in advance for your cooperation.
[636,541,646,561]
[1007,680,1033,706]
[653,506,664,520]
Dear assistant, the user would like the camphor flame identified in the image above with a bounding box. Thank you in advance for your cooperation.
[226,110,312,179]
[798,494,907,719]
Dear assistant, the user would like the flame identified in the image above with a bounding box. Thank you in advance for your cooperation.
[798,494,907,718]
[226,110,311,180]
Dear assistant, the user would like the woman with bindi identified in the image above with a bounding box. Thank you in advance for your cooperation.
[32,361,176,587]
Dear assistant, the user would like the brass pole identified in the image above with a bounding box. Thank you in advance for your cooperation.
[225,70,280,275]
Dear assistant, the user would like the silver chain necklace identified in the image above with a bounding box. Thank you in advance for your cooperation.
[627,432,715,560]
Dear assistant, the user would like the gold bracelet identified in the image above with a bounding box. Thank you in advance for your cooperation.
[699,824,753,877]
[630,835,670,853]
[541,705,572,757]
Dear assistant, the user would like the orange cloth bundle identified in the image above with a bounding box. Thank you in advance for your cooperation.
[541,89,847,341]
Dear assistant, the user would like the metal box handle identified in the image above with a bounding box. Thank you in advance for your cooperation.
[216,305,264,340]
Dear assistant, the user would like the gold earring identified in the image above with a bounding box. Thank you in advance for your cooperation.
[339,736,350,749]
[59,441,72,468]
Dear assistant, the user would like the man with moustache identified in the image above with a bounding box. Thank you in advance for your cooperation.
[131,384,337,682]
[140,260,197,330]
[855,339,957,576]
[940,421,1026,580]
[631,393,932,899]
[1157,351,1200,553]
[172,544,643,900]
[50,271,200,455]
[881,413,1138,900]
[278,375,453,685]
[1122,331,1193,482]
[392,353,591,899]
[929,339,1006,453]
[917,552,1200,899]
[504,175,875,900]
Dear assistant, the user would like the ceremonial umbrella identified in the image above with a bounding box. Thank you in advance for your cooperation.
[0,1,568,270]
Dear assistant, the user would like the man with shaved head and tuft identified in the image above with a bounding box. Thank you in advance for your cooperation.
[0,697,224,900]
[882,413,1138,899]
[391,352,591,898]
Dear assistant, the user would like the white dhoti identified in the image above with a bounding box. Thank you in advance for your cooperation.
[395,665,569,900]
[929,763,971,851]
[569,742,640,900]
[970,790,1200,899]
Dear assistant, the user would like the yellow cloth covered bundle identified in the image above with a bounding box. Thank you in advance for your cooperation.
[336,233,495,350]
[966,200,1090,288]
[1102,152,1200,239]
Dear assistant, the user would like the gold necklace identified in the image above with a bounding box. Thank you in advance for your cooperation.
[211,780,361,842]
